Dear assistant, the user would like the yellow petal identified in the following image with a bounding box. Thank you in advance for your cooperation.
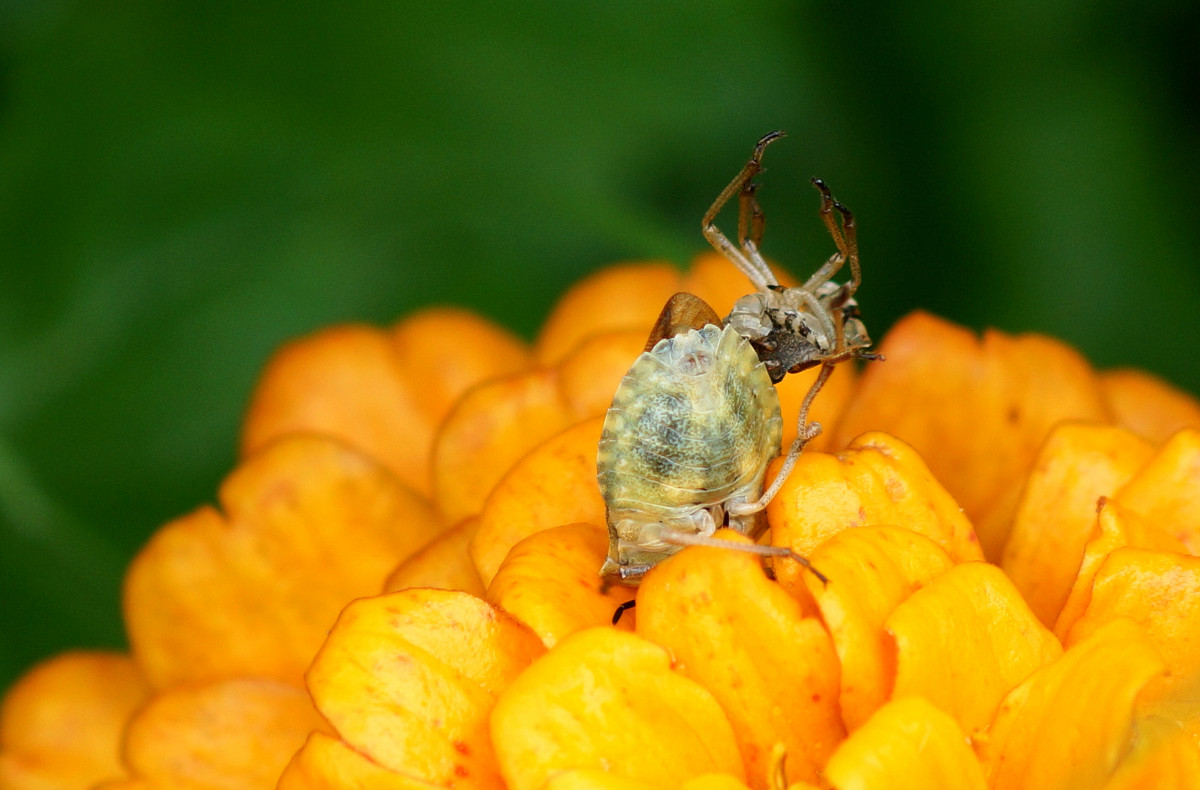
[680,776,757,790]
[125,436,445,689]
[979,618,1166,790]
[384,517,486,597]
[123,678,327,790]
[773,361,856,453]
[487,522,635,647]
[767,431,981,599]
[802,526,955,731]
[542,769,751,790]
[833,312,1109,560]
[1054,499,1186,639]
[278,732,445,790]
[1103,716,1200,790]
[491,628,744,790]
[823,697,986,790]
[636,532,844,787]
[556,329,652,418]
[306,589,545,790]
[542,770,659,790]
[535,263,681,364]
[432,369,575,525]
[1065,547,1200,735]
[432,330,644,525]
[534,254,764,366]
[1102,368,1200,445]
[1116,428,1200,553]
[886,562,1062,736]
[1000,422,1154,627]
[470,417,606,585]
[0,652,148,790]
[242,311,531,496]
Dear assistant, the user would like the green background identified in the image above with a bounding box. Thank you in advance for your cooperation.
[2,1,1197,691]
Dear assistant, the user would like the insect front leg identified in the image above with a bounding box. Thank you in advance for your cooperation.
[703,132,785,291]
[801,178,856,293]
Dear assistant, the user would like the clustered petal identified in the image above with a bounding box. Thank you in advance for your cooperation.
[3,257,1200,790]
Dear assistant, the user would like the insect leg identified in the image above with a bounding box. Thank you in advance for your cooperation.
[659,528,827,584]
[802,178,851,293]
[735,360,836,517]
[703,132,785,291]
[611,599,637,625]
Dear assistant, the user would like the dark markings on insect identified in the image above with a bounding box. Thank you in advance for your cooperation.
[597,132,873,588]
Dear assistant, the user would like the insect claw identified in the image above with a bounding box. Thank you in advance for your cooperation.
[783,550,828,586]
[754,130,786,159]
[611,599,637,626]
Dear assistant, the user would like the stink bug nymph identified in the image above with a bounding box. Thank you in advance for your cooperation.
[597,297,784,582]
[596,132,873,585]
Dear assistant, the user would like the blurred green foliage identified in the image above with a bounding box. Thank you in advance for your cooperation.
[1,0,1197,690]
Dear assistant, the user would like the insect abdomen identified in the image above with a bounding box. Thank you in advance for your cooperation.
[597,324,782,515]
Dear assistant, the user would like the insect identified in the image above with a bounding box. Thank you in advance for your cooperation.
[597,302,785,583]
[597,131,871,586]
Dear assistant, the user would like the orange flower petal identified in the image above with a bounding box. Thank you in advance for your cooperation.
[773,362,856,453]
[767,431,981,598]
[543,769,752,790]
[0,652,148,790]
[886,562,1062,736]
[1000,422,1154,627]
[556,329,651,418]
[432,330,644,525]
[491,628,744,790]
[801,526,955,731]
[470,417,606,586]
[306,589,545,790]
[123,677,327,790]
[487,522,635,647]
[125,435,445,689]
[1102,368,1200,445]
[535,263,682,364]
[1103,716,1200,790]
[542,769,660,790]
[242,310,531,496]
[978,618,1166,790]
[823,697,986,790]
[1054,499,1186,640]
[385,517,486,597]
[833,312,1110,560]
[635,532,844,788]
[278,732,446,790]
[1065,547,1200,733]
[433,370,575,525]
[1115,428,1200,553]
[535,254,769,365]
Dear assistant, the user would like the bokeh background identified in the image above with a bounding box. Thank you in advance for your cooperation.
[1,0,1197,690]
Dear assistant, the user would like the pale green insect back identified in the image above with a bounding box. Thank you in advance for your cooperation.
[598,323,782,582]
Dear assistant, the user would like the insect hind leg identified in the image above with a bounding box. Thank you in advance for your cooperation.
[660,528,827,585]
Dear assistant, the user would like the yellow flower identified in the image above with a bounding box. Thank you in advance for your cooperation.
[4,256,1200,790]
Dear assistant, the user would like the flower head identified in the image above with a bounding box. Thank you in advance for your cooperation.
[4,257,1200,790]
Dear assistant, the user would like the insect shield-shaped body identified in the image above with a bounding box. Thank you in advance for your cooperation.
[597,294,782,584]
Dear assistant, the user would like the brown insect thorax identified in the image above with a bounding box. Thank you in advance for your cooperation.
[597,323,782,583]
[727,282,872,384]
